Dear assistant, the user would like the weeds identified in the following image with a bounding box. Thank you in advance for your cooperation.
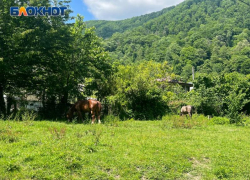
[65,155,83,171]
[5,162,20,172]
[0,129,19,143]
[85,146,97,153]
[3,110,37,123]
[22,111,37,124]
[103,115,120,127]
[49,127,67,139]
[161,114,209,129]
[5,113,15,121]
[89,128,103,146]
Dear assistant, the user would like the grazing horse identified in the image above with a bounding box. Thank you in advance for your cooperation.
[66,99,102,124]
[180,105,195,118]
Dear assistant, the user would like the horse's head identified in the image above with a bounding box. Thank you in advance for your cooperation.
[66,108,73,122]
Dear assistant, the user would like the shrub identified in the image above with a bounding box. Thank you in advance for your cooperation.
[103,115,120,126]
[240,115,250,126]
[188,73,250,122]
[225,90,249,124]
[210,117,230,125]
[21,110,37,122]
[107,61,172,120]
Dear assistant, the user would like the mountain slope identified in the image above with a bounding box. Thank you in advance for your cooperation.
[86,6,175,39]
[101,0,250,79]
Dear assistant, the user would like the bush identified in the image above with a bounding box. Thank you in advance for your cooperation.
[188,73,250,121]
[108,61,172,120]
[210,117,230,125]
[168,100,187,114]
[225,90,249,124]
[102,115,120,126]
[240,115,250,126]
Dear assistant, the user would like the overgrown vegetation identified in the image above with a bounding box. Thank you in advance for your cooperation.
[1,0,250,123]
[187,73,250,123]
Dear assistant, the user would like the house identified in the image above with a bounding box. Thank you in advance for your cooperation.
[156,77,193,92]
[3,94,43,112]
[25,95,43,111]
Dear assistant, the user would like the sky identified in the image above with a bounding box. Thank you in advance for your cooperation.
[69,0,185,21]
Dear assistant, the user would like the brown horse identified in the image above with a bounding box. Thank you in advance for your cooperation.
[66,99,102,124]
[180,105,195,118]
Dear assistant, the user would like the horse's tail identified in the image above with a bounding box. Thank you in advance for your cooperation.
[94,101,100,115]
[97,101,101,112]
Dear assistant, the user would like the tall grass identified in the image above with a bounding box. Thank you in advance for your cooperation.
[1,116,250,179]
[161,114,210,129]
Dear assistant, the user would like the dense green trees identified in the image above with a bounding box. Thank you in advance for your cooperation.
[0,0,112,118]
[86,6,175,39]
[0,0,69,116]
[188,73,250,123]
[87,0,250,122]
[87,0,250,81]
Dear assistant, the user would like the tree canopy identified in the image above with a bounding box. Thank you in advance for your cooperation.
[0,0,112,118]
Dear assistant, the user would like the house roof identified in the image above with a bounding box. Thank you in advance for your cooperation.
[156,78,193,87]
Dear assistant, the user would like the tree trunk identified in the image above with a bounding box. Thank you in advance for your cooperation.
[7,95,13,115]
[0,85,6,117]
[59,91,69,118]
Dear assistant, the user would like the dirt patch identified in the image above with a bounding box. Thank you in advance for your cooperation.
[184,157,211,180]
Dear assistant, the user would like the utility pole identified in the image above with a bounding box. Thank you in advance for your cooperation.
[192,66,195,90]
[192,66,195,81]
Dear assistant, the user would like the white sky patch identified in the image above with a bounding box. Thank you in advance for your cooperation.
[83,0,185,20]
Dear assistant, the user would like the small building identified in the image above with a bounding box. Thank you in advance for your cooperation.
[3,94,43,112]
[25,95,43,111]
[156,78,193,92]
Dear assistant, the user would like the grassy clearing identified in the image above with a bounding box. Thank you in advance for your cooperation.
[0,115,250,179]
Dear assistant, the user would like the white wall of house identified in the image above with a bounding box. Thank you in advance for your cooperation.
[26,101,43,111]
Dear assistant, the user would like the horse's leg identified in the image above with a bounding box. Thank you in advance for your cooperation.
[77,110,83,123]
[91,111,96,124]
[97,111,101,124]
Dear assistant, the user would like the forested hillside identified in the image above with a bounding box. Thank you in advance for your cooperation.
[86,6,174,39]
[88,0,250,80]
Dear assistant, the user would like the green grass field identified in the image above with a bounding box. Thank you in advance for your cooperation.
[1,115,250,179]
